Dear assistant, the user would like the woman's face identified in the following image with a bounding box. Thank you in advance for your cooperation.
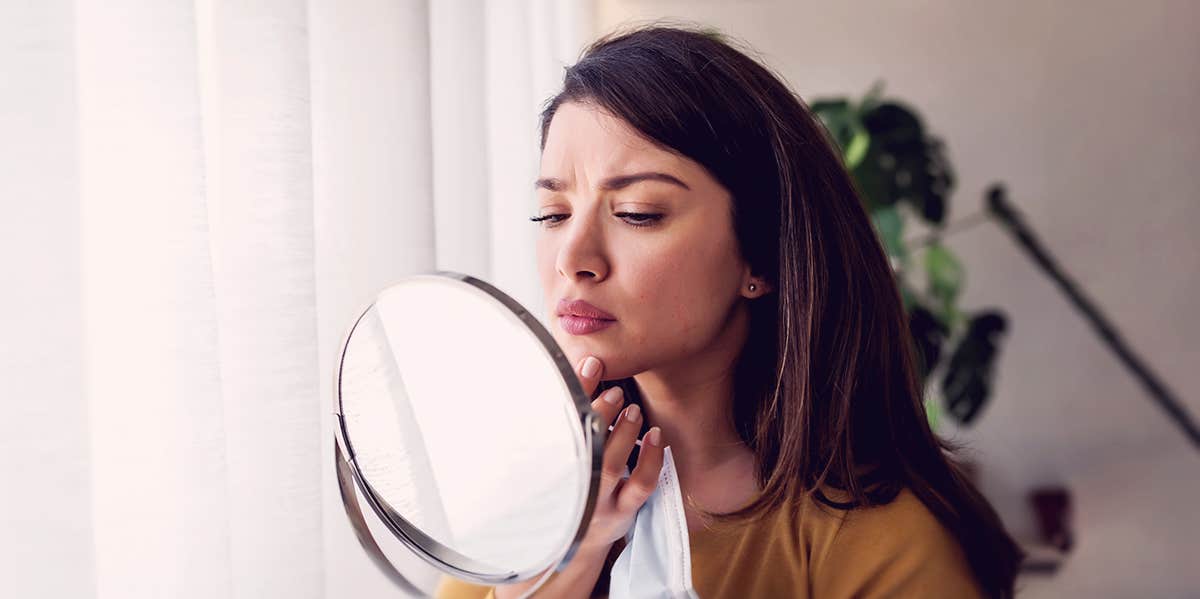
[536,101,759,381]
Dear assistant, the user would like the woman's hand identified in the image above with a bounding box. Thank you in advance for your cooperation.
[493,355,665,598]
[573,355,666,551]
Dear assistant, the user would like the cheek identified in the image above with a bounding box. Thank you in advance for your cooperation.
[535,238,557,294]
[629,239,738,346]
[535,237,553,273]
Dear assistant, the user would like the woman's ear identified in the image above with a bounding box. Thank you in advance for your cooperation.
[740,273,772,299]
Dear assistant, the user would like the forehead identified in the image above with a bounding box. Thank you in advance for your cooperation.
[540,102,685,175]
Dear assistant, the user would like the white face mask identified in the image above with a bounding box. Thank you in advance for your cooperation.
[608,447,701,599]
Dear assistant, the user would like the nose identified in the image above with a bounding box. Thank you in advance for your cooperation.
[554,211,609,283]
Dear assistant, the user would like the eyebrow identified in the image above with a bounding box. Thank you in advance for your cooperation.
[534,171,691,192]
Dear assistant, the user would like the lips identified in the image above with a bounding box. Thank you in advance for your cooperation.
[557,299,616,336]
[557,299,616,320]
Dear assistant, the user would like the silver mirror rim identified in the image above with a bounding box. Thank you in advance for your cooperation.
[331,270,604,587]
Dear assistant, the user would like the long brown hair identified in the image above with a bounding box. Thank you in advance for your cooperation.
[540,25,1021,598]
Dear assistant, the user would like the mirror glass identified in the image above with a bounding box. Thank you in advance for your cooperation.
[335,274,597,582]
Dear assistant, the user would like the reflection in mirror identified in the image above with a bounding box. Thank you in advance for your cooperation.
[337,275,594,580]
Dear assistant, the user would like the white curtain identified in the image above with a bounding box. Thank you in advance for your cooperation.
[0,1,593,597]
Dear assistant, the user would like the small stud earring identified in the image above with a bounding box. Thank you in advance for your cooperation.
[748,283,757,292]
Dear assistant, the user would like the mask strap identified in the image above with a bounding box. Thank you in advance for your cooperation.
[659,448,697,596]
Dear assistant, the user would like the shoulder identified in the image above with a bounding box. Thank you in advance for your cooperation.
[806,487,984,599]
[828,486,957,546]
[433,576,494,599]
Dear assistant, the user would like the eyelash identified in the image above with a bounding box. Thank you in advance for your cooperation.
[529,212,664,228]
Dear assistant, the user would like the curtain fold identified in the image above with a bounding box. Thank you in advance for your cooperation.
[308,0,439,595]
[199,1,325,597]
[0,2,95,598]
[1,1,592,597]
[76,1,232,596]
[431,1,491,281]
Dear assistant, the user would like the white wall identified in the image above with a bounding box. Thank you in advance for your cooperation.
[596,2,1200,596]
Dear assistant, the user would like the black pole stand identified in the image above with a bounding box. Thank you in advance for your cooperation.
[985,184,1200,451]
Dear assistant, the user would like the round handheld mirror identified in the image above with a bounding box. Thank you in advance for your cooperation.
[333,272,603,595]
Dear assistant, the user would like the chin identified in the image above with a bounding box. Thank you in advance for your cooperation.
[600,362,646,382]
[548,320,649,380]
[553,337,617,376]
[557,337,596,365]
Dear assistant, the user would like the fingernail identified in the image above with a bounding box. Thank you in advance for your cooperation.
[581,356,600,378]
[646,427,662,447]
[604,387,624,405]
[626,403,641,422]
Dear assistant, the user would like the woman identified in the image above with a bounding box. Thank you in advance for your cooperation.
[442,25,1021,598]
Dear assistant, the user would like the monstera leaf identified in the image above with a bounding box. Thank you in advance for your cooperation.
[860,102,952,225]
[941,312,1009,425]
[909,305,949,380]
[814,95,954,224]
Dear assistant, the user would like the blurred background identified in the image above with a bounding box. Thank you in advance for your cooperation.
[2,1,1196,597]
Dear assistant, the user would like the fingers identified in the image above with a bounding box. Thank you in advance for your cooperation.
[617,426,664,513]
[576,355,604,399]
[600,403,643,486]
[578,355,635,429]
[575,354,663,517]
[589,385,625,429]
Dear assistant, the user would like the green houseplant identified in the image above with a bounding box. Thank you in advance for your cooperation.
[811,84,1007,429]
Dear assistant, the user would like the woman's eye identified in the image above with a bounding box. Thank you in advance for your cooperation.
[529,214,568,227]
[529,212,664,228]
[614,212,664,227]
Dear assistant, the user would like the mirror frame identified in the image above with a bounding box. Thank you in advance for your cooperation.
[332,271,605,589]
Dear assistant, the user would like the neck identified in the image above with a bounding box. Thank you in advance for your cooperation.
[632,302,753,486]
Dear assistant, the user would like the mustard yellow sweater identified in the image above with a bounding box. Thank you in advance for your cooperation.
[436,487,983,598]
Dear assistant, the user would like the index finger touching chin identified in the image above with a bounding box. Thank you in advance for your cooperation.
[576,355,604,397]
